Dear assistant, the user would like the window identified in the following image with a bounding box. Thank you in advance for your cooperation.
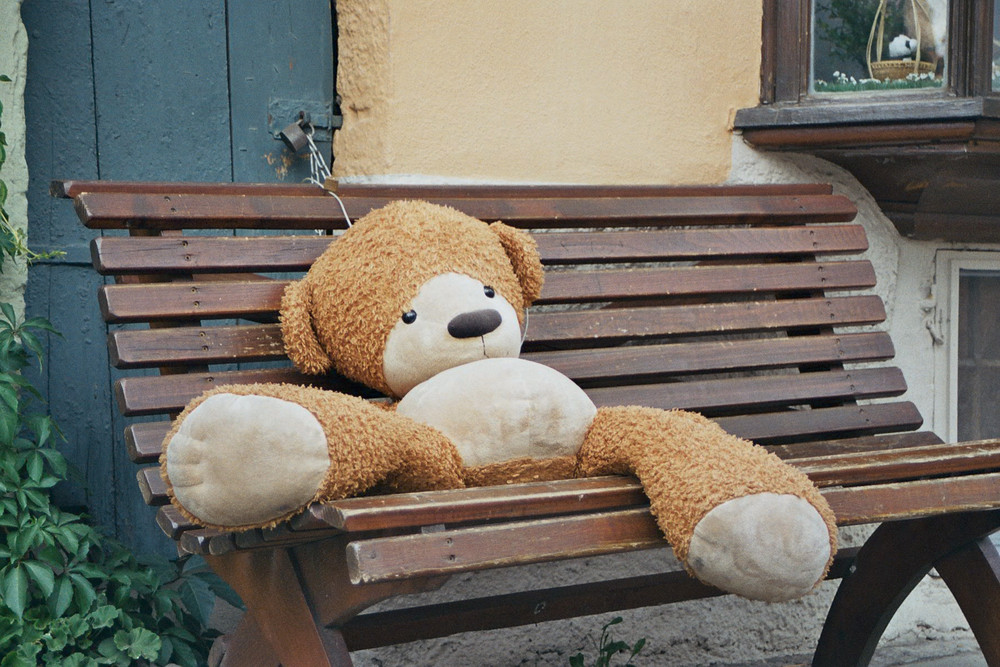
[933,251,1000,443]
[747,0,997,116]
[736,1,1000,244]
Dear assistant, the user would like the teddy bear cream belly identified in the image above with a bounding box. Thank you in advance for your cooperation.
[395,357,597,468]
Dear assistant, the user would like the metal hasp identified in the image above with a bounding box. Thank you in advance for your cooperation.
[268,97,342,143]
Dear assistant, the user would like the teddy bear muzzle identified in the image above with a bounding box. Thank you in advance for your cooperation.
[447,309,503,338]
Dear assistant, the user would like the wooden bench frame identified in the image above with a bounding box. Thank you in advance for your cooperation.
[55,180,1000,666]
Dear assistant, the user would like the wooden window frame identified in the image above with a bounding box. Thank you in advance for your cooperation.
[742,0,999,127]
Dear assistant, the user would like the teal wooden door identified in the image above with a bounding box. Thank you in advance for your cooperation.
[23,1,336,555]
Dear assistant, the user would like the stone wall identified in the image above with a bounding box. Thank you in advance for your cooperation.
[0,0,28,314]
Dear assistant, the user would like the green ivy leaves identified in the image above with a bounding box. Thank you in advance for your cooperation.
[0,72,237,665]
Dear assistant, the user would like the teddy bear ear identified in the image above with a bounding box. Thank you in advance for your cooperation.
[489,221,544,305]
[279,279,333,375]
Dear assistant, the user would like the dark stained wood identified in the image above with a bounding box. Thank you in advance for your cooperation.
[346,486,1000,584]
[89,224,870,275]
[823,474,1000,525]
[100,280,289,323]
[814,509,1000,665]
[742,122,978,150]
[524,295,887,348]
[934,538,1000,662]
[346,508,665,584]
[55,179,835,200]
[207,550,342,667]
[527,332,896,387]
[587,367,907,412]
[53,180,334,199]
[107,296,889,368]
[298,476,648,533]
[115,332,899,422]
[716,402,924,444]
[98,261,878,323]
[109,324,287,368]
[536,260,876,305]
[115,368,367,417]
[137,466,168,506]
[125,421,171,462]
[77,192,859,230]
[339,550,860,651]
[533,224,869,264]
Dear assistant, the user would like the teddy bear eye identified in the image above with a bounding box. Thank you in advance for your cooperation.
[483,286,496,298]
[401,310,417,324]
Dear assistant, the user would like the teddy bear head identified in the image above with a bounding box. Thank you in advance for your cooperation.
[280,200,545,398]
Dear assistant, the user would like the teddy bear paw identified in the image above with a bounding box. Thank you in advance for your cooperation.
[685,493,832,602]
[164,393,331,527]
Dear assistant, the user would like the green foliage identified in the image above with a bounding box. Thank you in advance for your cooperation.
[569,617,646,667]
[815,0,905,73]
[0,74,239,666]
[813,70,943,93]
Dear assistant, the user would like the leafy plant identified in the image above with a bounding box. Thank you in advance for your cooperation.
[815,0,906,73]
[569,616,646,667]
[0,74,239,665]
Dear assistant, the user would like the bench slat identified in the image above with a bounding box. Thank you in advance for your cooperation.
[98,261,877,323]
[114,332,897,422]
[89,225,869,274]
[56,179,834,200]
[117,366,905,423]
[295,434,975,533]
[108,296,888,368]
[716,401,923,443]
[77,192,858,230]
[115,368,368,417]
[525,295,887,347]
[586,367,907,412]
[529,331,895,385]
[344,472,1000,583]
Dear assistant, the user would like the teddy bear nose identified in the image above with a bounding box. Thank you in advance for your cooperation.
[447,309,503,338]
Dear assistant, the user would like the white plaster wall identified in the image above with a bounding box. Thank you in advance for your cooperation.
[0,0,28,313]
[729,138,989,666]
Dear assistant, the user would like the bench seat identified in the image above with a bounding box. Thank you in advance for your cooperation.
[55,179,1000,666]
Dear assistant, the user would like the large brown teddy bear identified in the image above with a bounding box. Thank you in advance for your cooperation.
[162,200,837,602]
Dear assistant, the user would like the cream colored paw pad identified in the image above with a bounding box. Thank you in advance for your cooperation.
[686,493,832,602]
[166,393,329,527]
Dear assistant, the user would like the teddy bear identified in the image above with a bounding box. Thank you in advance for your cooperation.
[161,200,837,602]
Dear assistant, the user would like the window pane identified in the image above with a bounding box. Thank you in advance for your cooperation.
[811,0,947,94]
[957,270,1000,441]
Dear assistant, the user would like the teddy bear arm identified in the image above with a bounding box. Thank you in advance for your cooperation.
[163,384,465,530]
[578,406,837,601]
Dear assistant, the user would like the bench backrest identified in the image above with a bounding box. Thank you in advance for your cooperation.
[62,182,924,521]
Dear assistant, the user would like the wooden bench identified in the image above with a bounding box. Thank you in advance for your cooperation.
[55,180,1000,666]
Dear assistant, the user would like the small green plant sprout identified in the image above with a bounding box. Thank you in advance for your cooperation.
[569,616,647,667]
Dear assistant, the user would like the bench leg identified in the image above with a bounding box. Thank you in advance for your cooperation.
[934,536,1000,664]
[217,613,280,667]
[208,548,352,667]
[813,509,1000,667]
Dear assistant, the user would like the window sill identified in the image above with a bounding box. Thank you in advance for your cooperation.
[734,96,1000,243]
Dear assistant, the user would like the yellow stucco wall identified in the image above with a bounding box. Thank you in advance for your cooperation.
[333,0,762,184]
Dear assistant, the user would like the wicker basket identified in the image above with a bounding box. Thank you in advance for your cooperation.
[867,0,935,80]
[870,58,935,81]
